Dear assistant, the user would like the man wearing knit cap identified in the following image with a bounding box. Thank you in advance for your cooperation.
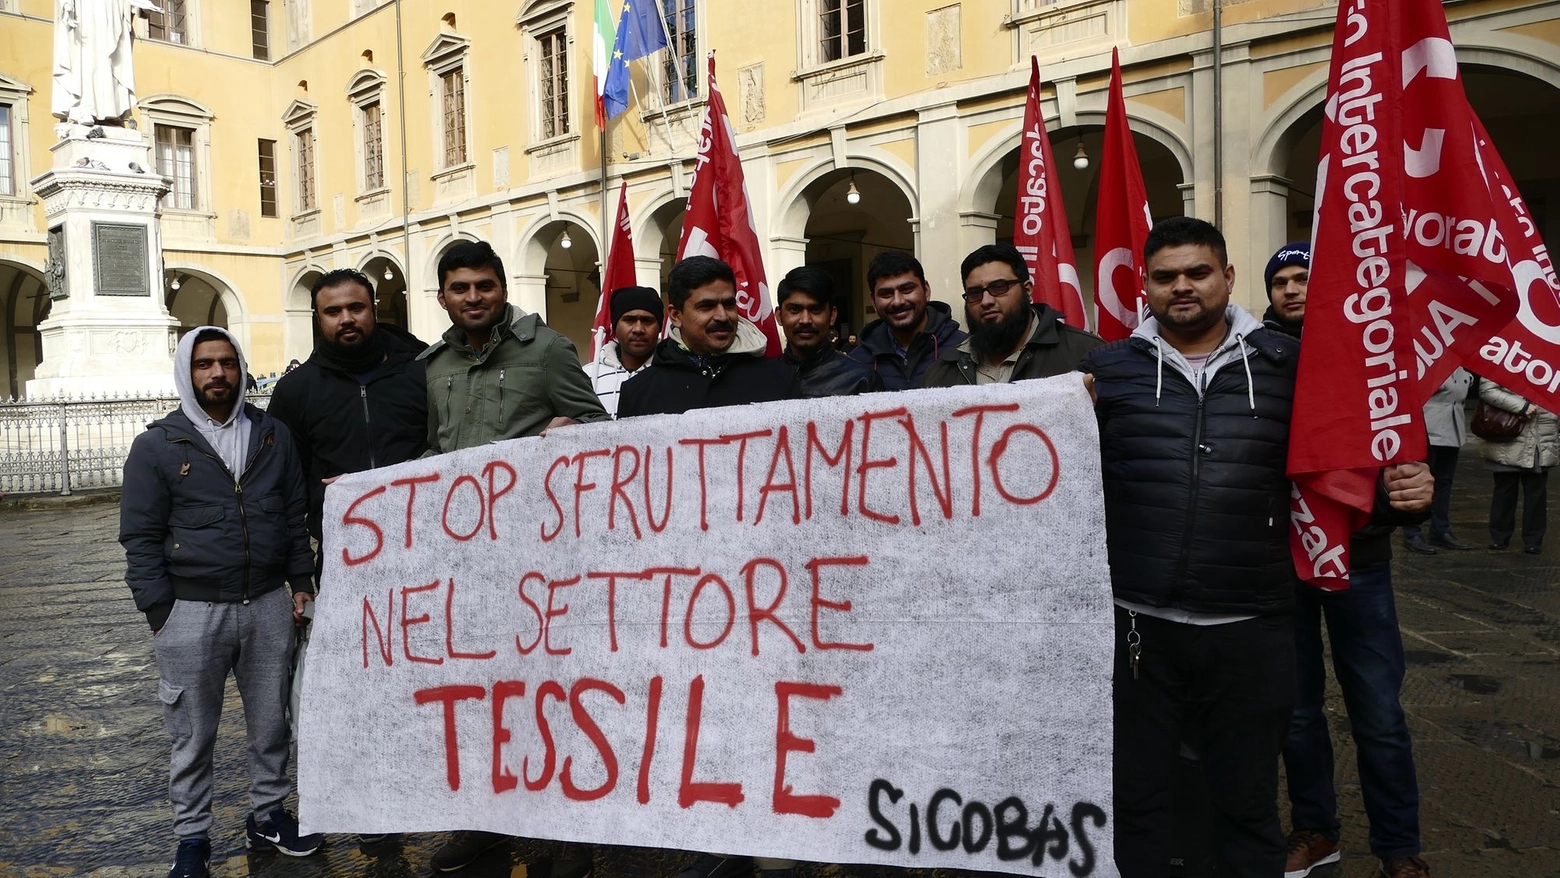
[1262,241,1310,338]
[584,285,663,417]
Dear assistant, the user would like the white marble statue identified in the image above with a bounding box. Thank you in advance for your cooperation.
[52,0,162,126]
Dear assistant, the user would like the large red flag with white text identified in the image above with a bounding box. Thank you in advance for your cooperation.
[1014,56,1086,327]
[591,180,638,358]
[1093,49,1152,343]
[1287,0,1536,587]
[676,54,782,357]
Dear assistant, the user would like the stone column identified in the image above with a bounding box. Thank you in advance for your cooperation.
[27,125,180,396]
[914,100,962,310]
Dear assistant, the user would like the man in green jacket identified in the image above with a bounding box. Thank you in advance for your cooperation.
[418,239,604,876]
[420,239,608,456]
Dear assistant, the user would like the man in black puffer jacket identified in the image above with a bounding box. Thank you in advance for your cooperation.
[846,250,965,390]
[619,256,798,417]
[267,268,429,549]
[1080,218,1429,878]
[777,265,881,397]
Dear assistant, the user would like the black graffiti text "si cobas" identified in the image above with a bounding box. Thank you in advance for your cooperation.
[865,779,1106,876]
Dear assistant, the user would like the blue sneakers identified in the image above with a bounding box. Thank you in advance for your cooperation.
[168,838,210,878]
[245,806,324,857]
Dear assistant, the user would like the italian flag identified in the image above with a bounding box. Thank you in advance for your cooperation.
[592,0,616,129]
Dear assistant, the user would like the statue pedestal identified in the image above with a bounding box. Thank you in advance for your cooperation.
[26,126,179,397]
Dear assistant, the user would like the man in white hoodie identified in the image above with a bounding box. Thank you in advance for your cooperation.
[119,327,320,878]
[582,285,662,417]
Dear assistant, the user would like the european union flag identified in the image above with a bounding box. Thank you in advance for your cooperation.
[602,0,669,119]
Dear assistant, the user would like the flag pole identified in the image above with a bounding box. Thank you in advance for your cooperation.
[642,0,680,155]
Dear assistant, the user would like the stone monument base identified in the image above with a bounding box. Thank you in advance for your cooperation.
[26,307,178,397]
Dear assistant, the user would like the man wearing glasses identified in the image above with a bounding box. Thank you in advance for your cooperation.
[921,243,1103,387]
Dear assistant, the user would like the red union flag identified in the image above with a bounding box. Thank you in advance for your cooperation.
[1013,56,1085,327]
[1288,0,1534,587]
[676,54,782,357]
[1092,49,1152,343]
[592,179,637,358]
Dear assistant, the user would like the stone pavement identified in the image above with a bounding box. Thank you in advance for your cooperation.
[1,455,1557,878]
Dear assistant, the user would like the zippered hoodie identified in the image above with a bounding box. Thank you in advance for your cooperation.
[120,328,315,631]
[1080,305,1301,615]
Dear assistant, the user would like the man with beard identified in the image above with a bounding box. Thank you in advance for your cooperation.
[582,285,663,417]
[421,240,608,456]
[266,269,428,845]
[418,240,605,875]
[618,256,797,417]
[922,243,1102,388]
[777,265,880,396]
[1262,242,1309,338]
[1079,218,1430,878]
[120,327,320,878]
[846,250,966,390]
[268,268,428,563]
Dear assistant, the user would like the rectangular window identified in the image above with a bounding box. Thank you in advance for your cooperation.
[537,28,569,139]
[257,138,277,218]
[362,101,384,190]
[662,0,698,104]
[251,0,270,60]
[154,125,196,210]
[819,0,866,63]
[147,0,189,44]
[440,69,467,166]
[0,104,12,197]
[296,127,316,212]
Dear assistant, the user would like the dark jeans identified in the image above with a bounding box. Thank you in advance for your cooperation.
[1113,607,1294,878]
[1402,444,1460,538]
[1283,562,1420,859]
[1490,469,1548,548]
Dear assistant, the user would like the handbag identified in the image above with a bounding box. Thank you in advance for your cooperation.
[1471,401,1525,441]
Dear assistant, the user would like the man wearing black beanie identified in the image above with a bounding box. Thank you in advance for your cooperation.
[583,285,663,417]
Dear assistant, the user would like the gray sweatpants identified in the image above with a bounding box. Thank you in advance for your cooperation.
[154,586,295,839]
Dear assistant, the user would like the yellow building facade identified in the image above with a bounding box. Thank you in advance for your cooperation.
[1,0,1557,395]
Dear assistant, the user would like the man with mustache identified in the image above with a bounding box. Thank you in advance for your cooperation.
[268,268,429,569]
[120,327,321,878]
[1079,218,1431,878]
[846,250,966,391]
[266,269,429,845]
[618,255,798,418]
[582,285,663,417]
[421,240,608,456]
[777,265,880,397]
[418,240,606,875]
[921,243,1103,388]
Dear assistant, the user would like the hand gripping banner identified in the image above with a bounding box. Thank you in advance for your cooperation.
[298,380,1118,877]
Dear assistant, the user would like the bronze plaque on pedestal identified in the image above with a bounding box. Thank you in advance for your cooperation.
[92,222,150,296]
[46,226,68,299]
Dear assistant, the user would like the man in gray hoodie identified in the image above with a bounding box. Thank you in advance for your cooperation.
[120,327,321,878]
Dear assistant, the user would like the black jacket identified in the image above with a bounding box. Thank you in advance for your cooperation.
[619,338,799,416]
[847,301,967,391]
[921,303,1105,387]
[786,346,882,397]
[119,405,315,631]
[1081,327,1300,615]
[266,324,429,541]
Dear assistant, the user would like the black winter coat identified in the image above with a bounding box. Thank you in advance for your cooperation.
[786,346,883,397]
[619,338,799,416]
[267,325,429,541]
[847,301,967,391]
[1081,329,1299,615]
[920,303,1104,387]
[119,406,315,631]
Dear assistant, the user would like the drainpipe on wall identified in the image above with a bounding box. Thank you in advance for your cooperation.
[395,0,414,309]
[1212,0,1224,229]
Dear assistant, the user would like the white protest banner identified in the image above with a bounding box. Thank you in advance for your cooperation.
[298,378,1116,877]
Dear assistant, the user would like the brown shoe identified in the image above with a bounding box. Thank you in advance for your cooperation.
[1285,830,1341,877]
[1381,855,1431,877]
